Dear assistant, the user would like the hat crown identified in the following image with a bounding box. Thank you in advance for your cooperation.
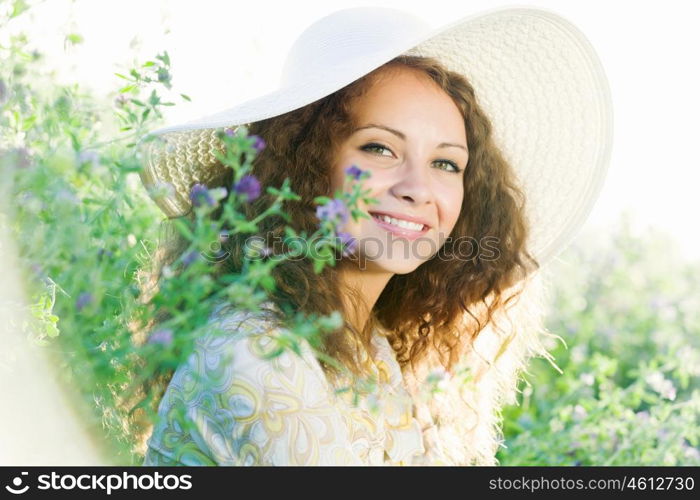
[280,7,429,86]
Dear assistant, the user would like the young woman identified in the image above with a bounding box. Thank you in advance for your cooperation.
[134,6,612,465]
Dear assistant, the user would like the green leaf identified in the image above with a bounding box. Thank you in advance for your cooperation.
[172,218,195,241]
[46,323,59,338]
[21,115,36,131]
[260,276,276,292]
[235,221,258,233]
[10,0,30,19]
[65,33,84,46]
[313,196,331,205]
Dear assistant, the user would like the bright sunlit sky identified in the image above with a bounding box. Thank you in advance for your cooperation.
[7,0,700,260]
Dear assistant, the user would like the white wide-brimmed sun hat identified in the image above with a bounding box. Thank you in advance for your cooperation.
[138,5,613,267]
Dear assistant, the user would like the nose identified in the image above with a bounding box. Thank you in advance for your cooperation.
[388,157,434,206]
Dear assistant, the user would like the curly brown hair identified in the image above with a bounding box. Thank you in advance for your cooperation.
[126,54,542,461]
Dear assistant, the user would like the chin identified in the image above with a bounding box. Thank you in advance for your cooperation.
[360,256,426,275]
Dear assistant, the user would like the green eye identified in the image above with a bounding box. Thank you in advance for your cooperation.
[434,160,462,173]
[361,143,463,174]
[361,143,392,156]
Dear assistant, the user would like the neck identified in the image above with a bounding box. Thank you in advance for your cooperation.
[337,264,393,334]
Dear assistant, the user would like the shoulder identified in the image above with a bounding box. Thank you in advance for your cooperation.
[181,302,331,404]
[144,302,362,465]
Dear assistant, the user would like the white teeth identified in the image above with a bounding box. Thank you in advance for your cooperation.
[375,214,425,231]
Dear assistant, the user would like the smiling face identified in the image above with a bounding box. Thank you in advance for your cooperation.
[330,64,468,275]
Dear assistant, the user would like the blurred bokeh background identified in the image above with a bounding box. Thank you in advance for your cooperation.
[1,0,698,465]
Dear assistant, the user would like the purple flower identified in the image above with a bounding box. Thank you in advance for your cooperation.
[157,67,171,86]
[31,263,43,279]
[56,188,79,206]
[224,127,236,137]
[97,248,114,260]
[75,292,93,312]
[316,198,349,226]
[336,231,357,256]
[148,328,174,346]
[234,174,261,202]
[9,147,31,169]
[189,183,215,208]
[250,135,266,153]
[77,150,100,167]
[114,94,130,108]
[181,250,200,267]
[344,165,364,180]
[0,79,7,105]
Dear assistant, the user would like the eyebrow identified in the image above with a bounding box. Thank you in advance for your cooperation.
[352,123,468,153]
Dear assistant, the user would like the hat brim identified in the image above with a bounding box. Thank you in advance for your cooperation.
[140,6,613,268]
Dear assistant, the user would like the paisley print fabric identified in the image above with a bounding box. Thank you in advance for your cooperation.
[142,302,447,466]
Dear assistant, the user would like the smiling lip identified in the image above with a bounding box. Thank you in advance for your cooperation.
[369,212,431,240]
[368,210,432,229]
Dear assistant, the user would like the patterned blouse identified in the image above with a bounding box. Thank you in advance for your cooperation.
[142,302,449,466]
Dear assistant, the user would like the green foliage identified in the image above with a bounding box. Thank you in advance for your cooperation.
[1,2,697,466]
[498,215,700,465]
[1,9,187,463]
[0,3,374,465]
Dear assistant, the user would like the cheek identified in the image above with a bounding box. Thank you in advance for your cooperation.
[339,161,390,202]
[441,187,464,229]
[330,162,351,196]
[329,172,342,196]
[331,149,367,195]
